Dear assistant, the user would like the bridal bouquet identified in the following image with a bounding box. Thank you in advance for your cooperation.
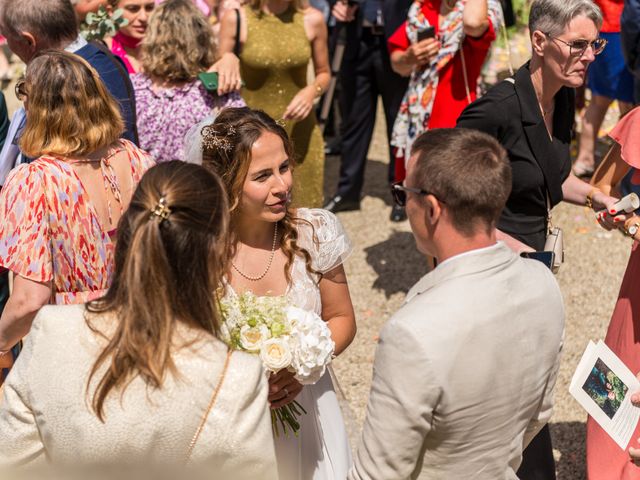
[220,292,335,436]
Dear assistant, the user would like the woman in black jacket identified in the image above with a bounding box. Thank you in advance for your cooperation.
[457,0,622,478]
[458,0,619,253]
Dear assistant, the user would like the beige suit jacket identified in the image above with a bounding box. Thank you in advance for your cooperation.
[349,243,564,480]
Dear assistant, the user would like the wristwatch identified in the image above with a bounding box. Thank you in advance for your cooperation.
[625,222,640,239]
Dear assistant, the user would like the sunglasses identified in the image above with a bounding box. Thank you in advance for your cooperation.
[543,32,607,57]
[391,181,441,207]
[14,79,27,102]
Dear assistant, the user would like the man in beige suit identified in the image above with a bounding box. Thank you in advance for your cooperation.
[349,128,565,480]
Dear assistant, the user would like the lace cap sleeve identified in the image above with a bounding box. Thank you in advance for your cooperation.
[609,107,640,169]
[295,208,353,274]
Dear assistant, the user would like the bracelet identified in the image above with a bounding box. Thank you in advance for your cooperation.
[586,188,600,210]
[313,83,323,97]
[0,349,10,357]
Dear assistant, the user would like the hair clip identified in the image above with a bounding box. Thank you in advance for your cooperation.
[202,125,232,152]
[150,197,171,221]
[276,119,286,127]
[227,125,236,136]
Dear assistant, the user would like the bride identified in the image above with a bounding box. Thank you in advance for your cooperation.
[191,107,356,479]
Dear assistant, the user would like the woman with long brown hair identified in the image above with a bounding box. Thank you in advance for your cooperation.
[0,161,277,477]
[195,107,356,480]
[0,50,154,375]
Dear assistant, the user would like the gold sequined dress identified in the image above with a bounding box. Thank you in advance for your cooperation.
[240,6,324,208]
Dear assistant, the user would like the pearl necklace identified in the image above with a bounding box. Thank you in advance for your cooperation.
[231,223,279,281]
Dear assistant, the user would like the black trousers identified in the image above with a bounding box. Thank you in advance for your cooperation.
[517,421,556,479]
[334,30,409,202]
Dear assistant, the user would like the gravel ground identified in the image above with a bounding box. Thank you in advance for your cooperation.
[328,110,631,479]
[3,52,630,477]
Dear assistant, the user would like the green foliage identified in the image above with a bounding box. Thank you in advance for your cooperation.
[80,6,129,42]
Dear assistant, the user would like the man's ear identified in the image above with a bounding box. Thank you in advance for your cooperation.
[424,194,441,225]
[20,31,38,52]
[531,30,547,57]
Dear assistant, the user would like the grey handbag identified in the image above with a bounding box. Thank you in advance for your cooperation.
[544,194,564,274]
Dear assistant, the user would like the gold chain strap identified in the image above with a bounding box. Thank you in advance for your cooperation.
[185,349,233,463]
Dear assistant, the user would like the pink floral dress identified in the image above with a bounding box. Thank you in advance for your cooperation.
[0,140,155,305]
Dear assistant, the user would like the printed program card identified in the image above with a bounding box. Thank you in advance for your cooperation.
[570,340,640,450]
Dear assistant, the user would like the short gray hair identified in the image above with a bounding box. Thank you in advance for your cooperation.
[0,0,78,46]
[528,0,602,37]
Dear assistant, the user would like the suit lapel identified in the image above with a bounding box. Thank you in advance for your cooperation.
[513,66,564,206]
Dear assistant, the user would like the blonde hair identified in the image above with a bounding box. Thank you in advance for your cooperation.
[249,0,308,11]
[141,0,217,82]
[86,161,230,421]
[19,50,124,158]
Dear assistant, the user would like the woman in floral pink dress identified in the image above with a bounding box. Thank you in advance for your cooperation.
[0,51,154,374]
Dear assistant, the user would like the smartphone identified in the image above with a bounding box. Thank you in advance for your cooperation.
[520,251,555,270]
[198,72,219,92]
[417,26,436,42]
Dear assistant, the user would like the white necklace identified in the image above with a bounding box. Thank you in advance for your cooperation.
[231,223,279,281]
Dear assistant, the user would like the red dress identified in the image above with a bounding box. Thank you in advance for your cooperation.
[388,0,495,180]
[586,107,640,479]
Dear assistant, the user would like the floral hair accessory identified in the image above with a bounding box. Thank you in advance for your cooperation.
[150,196,171,221]
[202,124,233,152]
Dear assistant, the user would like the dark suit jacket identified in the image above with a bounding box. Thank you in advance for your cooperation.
[456,63,574,250]
[75,43,138,145]
[329,0,412,59]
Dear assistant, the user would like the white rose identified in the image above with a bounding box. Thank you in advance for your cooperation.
[239,324,270,352]
[289,309,335,385]
[260,338,293,371]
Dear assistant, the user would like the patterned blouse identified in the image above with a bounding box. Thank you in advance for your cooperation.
[0,140,155,305]
[131,75,246,162]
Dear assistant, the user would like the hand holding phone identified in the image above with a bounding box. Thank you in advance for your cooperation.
[520,251,556,271]
[417,26,436,42]
[198,72,219,92]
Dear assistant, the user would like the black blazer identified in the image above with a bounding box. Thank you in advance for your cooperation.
[456,63,574,250]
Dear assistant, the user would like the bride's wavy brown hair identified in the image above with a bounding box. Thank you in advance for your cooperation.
[85,161,230,421]
[201,107,317,283]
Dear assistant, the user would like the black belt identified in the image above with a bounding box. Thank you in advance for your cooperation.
[362,25,384,36]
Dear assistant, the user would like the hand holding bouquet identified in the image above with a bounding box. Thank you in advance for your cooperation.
[220,292,335,436]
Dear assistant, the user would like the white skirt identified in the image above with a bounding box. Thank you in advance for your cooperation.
[274,369,352,479]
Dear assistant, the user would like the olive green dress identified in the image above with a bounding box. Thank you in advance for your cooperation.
[240,6,325,208]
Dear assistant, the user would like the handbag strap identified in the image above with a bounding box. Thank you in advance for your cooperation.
[546,191,554,233]
[185,348,233,463]
[233,9,241,56]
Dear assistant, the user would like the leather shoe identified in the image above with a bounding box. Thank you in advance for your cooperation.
[324,195,360,213]
[390,204,407,222]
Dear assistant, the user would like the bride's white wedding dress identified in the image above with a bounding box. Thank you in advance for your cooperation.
[226,208,353,480]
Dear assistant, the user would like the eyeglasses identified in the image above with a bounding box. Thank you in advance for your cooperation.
[543,32,607,57]
[391,181,441,207]
[14,79,27,102]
